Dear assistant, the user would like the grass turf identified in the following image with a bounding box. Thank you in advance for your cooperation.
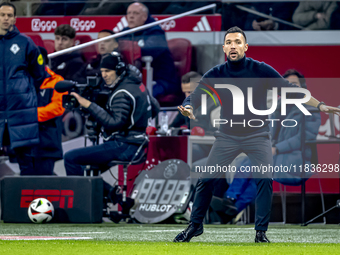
[0,223,339,254]
[1,241,340,255]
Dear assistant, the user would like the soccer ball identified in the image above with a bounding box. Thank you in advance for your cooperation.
[28,198,54,223]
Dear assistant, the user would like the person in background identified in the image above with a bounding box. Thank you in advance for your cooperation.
[293,1,337,30]
[170,71,218,162]
[50,24,87,83]
[86,29,119,77]
[19,46,67,175]
[119,2,182,105]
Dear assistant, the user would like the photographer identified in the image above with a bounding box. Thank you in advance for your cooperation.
[64,52,159,188]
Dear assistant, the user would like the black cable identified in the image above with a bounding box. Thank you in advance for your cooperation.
[107,138,149,183]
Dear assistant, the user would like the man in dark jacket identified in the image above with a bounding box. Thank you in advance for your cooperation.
[19,47,67,175]
[211,69,321,223]
[50,24,87,84]
[64,52,159,196]
[175,26,340,243]
[271,69,321,184]
[119,2,182,105]
[0,3,45,159]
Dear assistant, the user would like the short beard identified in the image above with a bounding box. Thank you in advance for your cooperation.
[228,52,246,62]
[227,53,241,62]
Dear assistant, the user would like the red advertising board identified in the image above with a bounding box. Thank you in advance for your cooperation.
[15,15,221,33]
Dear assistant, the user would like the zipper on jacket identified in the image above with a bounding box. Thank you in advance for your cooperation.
[2,37,8,127]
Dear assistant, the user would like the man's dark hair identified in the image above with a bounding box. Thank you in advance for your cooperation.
[181,71,202,84]
[224,26,247,43]
[283,69,307,88]
[0,2,16,16]
[54,24,76,39]
[99,29,115,35]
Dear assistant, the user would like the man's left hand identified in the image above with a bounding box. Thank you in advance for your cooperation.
[70,92,91,108]
[319,105,340,116]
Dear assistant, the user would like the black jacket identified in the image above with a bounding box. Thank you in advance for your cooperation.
[51,50,87,84]
[86,54,102,77]
[87,66,159,143]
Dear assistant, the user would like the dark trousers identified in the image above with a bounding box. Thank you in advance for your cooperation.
[64,140,140,176]
[191,131,273,231]
[14,147,55,175]
[64,140,140,202]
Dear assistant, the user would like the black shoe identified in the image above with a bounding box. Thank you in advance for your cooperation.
[120,198,135,215]
[173,222,203,242]
[108,186,122,205]
[210,196,238,216]
[255,231,270,243]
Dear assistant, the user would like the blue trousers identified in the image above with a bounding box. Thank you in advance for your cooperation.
[226,160,257,212]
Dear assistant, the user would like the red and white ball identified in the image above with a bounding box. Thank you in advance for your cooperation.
[28,198,54,223]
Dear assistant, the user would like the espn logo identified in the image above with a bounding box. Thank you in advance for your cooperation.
[20,190,74,209]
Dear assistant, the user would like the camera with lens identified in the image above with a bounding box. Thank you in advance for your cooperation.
[56,76,110,111]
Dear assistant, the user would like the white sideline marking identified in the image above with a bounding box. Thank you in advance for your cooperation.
[0,236,92,240]
[59,232,106,234]
[145,230,181,232]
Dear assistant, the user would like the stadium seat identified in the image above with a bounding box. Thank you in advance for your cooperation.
[275,143,326,224]
[152,38,191,107]
[43,39,55,54]
[24,33,45,48]
[74,35,97,63]
[167,38,192,78]
[118,40,142,66]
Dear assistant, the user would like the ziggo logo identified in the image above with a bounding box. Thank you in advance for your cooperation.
[31,19,57,32]
[70,18,96,31]
[160,20,176,31]
[154,17,176,31]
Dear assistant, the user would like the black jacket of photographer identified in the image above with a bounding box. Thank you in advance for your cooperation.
[86,66,159,143]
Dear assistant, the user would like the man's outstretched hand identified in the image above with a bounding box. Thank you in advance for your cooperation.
[320,105,340,116]
[178,105,196,120]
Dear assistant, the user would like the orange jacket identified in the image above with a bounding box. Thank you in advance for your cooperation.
[38,66,67,122]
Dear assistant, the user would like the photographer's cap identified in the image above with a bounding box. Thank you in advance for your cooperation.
[100,52,120,70]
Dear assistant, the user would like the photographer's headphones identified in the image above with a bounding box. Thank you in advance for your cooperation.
[110,51,126,76]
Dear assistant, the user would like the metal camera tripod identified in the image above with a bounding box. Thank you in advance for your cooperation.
[303,199,340,226]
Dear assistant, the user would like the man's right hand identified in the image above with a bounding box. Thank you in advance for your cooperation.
[178,105,196,120]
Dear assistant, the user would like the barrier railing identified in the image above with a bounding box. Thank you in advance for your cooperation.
[47,4,216,59]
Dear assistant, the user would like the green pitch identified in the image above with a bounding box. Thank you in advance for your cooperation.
[0,223,339,254]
